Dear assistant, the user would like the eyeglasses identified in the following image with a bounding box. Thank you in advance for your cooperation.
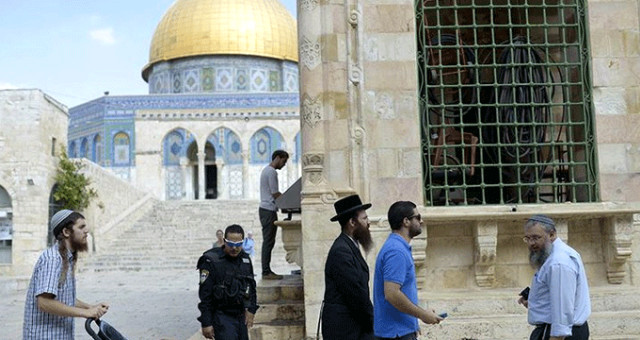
[224,239,244,248]
[522,235,544,243]
[406,214,422,221]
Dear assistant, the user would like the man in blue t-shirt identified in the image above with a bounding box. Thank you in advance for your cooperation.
[373,201,443,340]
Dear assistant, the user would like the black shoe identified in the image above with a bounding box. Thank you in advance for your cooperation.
[262,271,283,280]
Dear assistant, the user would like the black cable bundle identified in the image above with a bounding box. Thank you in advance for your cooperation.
[483,37,564,202]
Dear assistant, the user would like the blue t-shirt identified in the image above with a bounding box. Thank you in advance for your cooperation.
[373,233,419,337]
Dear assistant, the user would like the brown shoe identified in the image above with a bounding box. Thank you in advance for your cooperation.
[262,271,283,280]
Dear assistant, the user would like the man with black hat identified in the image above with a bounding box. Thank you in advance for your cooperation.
[518,215,591,340]
[23,209,109,340]
[321,194,374,340]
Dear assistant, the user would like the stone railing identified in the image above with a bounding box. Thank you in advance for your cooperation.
[420,202,640,287]
[275,218,303,269]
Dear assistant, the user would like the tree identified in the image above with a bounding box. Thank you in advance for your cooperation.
[53,149,98,211]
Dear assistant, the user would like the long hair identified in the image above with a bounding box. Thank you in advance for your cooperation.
[55,212,84,286]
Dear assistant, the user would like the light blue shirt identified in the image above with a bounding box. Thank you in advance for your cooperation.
[528,238,591,337]
[243,238,255,256]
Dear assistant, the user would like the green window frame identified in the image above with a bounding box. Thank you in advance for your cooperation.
[416,0,599,206]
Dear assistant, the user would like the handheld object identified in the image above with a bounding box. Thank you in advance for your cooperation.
[438,312,448,319]
[519,286,530,300]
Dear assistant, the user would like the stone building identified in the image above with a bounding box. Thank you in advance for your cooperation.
[0,89,68,276]
[287,0,640,338]
[68,0,301,201]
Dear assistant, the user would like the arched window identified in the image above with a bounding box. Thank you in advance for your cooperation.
[207,128,243,165]
[250,127,284,164]
[80,138,89,158]
[93,134,103,164]
[0,185,13,263]
[162,128,195,166]
[68,141,77,158]
[294,132,301,163]
[113,132,130,166]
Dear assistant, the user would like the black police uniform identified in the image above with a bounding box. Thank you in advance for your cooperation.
[197,246,258,340]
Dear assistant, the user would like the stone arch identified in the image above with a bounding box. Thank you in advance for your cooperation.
[80,138,89,158]
[0,184,14,263]
[207,127,243,165]
[68,140,77,158]
[250,126,285,164]
[112,132,131,166]
[162,128,197,200]
[293,131,301,163]
[93,134,103,164]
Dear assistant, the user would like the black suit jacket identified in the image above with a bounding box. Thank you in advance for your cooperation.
[321,233,374,340]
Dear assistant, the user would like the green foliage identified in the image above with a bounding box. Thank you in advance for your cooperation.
[53,149,98,211]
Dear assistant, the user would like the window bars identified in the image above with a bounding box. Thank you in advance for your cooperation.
[416,0,599,206]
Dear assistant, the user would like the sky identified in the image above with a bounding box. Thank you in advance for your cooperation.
[0,0,297,108]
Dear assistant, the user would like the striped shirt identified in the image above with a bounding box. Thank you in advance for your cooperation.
[23,244,76,340]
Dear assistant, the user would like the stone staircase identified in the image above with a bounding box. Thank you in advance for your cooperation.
[250,275,305,340]
[420,286,640,340]
[79,200,281,272]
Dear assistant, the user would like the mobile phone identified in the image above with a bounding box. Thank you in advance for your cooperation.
[438,312,448,319]
[520,287,530,300]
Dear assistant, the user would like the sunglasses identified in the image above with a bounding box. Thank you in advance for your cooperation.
[224,239,244,248]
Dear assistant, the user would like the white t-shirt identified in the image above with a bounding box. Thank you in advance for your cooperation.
[259,165,278,211]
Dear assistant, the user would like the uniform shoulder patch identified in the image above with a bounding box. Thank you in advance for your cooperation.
[199,269,209,284]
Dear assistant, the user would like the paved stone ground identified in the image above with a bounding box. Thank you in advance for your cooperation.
[1,244,299,340]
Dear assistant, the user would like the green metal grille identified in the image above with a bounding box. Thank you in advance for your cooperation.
[416,0,599,206]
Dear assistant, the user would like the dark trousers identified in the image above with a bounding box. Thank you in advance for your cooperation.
[530,322,589,340]
[375,332,418,340]
[212,311,248,340]
[259,208,278,274]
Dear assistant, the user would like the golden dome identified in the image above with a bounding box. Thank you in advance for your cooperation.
[142,0,298,80]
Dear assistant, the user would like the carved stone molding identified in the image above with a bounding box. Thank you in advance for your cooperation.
[412,226,428,291]
[276,220,303,269]
[603,215,633,284]
[555,219,568,242]
[302,94,322,128]
[349,64,363,85]
[352,126,365,145]
[302,153,325,186]
[348,9,361,28]
[301,0,318,12]
[300,37,321,70]
[473,221,498,287]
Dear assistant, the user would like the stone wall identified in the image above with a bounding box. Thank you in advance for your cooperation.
[591,0,640,201]
[296,0,640,337]
[0,89,68,276]
[76,159,153,252]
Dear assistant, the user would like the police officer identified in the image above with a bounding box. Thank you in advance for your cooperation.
[197,224,258,340]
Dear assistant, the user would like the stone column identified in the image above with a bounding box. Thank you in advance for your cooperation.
[197,152,205,200]
[216,159,225,199]
[242,150,249,199]
[603,215,634,284]
[474,221,497,287]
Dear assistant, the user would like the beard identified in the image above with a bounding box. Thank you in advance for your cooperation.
[529,243,551,269]
[409,224,423,238]
[70,231,88,252]
[353,222,374,254]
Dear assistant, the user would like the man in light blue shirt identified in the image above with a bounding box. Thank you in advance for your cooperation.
[518,215,591,340]
[373,201,442,340]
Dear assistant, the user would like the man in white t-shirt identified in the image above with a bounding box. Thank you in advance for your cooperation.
[259,150,288,280]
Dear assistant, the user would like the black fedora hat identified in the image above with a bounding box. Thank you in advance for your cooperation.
[330,194,372,222]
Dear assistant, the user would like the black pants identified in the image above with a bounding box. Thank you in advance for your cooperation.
[259,208,278,274]
[375,332,418,340]
[530,322,589,340]
[212,311,248,340]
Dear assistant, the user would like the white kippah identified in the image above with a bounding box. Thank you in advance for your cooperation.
[50,209,74,237]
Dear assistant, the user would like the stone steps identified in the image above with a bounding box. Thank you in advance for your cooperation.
[252,274,305,339]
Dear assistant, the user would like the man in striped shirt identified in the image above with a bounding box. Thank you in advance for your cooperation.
[23,210,109,340]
